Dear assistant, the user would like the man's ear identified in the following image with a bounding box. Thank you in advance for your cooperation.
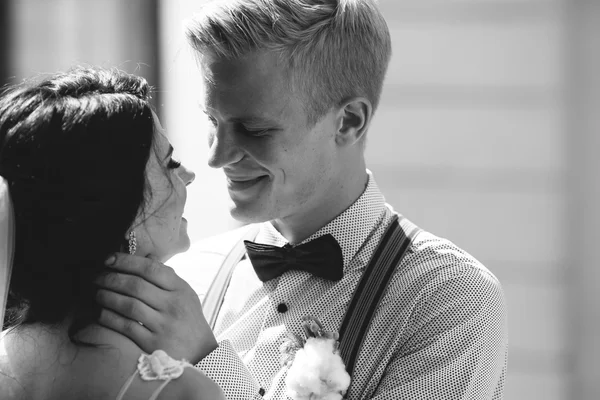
[335,97,372,146]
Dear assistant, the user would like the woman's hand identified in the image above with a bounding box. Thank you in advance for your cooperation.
[94,253,217,363]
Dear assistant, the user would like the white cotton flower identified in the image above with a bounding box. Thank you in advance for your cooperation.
[285,337,351,400]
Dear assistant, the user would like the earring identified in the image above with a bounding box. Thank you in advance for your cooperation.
[128,231,137,255]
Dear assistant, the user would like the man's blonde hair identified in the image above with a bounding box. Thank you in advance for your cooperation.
[185,0,392,124]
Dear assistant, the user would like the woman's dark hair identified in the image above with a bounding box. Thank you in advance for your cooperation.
[0,67,156,340]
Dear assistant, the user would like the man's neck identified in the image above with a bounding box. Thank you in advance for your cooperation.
[272,170,369,244]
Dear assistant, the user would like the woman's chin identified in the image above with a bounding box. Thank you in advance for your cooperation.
[153,221,191,262]
[178,220,191,252]
[178,235,192,254]
[163,233,191,262]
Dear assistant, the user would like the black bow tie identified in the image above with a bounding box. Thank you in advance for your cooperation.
[244,234,344,282]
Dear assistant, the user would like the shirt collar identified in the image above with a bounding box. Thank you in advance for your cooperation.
[255,170,387,268]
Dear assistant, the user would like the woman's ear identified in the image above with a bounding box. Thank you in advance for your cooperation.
[335,97,372,146]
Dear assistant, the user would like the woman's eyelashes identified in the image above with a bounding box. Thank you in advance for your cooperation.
[168,158,181,169]
[206,114,217,127]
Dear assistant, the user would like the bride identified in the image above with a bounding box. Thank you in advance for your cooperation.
[0,68,224,400]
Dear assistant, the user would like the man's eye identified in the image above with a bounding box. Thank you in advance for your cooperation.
[168,158,181,169]
[239,124,270,137]
[245,128,270,137]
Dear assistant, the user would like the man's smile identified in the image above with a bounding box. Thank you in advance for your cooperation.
[226,175,269,192]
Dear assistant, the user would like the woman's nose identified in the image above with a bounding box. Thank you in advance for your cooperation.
[180,164,195,186]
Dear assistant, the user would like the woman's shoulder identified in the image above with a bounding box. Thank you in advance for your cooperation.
[1,326,78,400]
[0,336,27,400]
[0,367,27,400]
[1,327,65,400]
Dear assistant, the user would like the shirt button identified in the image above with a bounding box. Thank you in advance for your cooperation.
[277,302,288,313]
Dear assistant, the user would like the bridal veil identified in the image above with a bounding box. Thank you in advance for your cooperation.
[0,176,14,330]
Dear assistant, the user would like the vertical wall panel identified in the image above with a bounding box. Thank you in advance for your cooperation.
[373,1,568,398]
[565,0,600,398]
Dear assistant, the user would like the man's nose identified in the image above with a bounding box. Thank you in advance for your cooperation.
[207,127,243,169]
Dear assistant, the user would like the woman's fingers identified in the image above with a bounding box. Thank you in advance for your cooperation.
[96,307,156,354]
[105,253,178,291]
[96,288,162,332]
[95,270,167,311]
[96,252,216,362]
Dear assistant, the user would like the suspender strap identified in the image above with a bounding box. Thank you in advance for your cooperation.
[338,215,421,376]
[202,224,260,329]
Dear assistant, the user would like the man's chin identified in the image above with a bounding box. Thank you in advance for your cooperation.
[228,202,273,225]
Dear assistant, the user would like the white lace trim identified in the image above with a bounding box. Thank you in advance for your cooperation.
[137,350,191,381]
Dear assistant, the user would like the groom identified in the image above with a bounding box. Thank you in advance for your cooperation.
[96,0,508,398]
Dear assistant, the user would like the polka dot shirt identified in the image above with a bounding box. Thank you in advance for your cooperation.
[196,173,508,399]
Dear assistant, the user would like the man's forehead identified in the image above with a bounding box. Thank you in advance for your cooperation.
[198,51,301,122]
[201,50,288,85]
[203,99,288,125]
[202,75,294,120]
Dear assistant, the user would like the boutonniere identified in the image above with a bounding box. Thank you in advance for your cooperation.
[280,316,351,400]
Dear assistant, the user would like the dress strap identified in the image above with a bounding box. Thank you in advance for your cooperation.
[147,380,173,400]
[115,370,138,400]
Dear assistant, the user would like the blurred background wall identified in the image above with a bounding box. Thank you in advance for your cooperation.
[1,0,598,398]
